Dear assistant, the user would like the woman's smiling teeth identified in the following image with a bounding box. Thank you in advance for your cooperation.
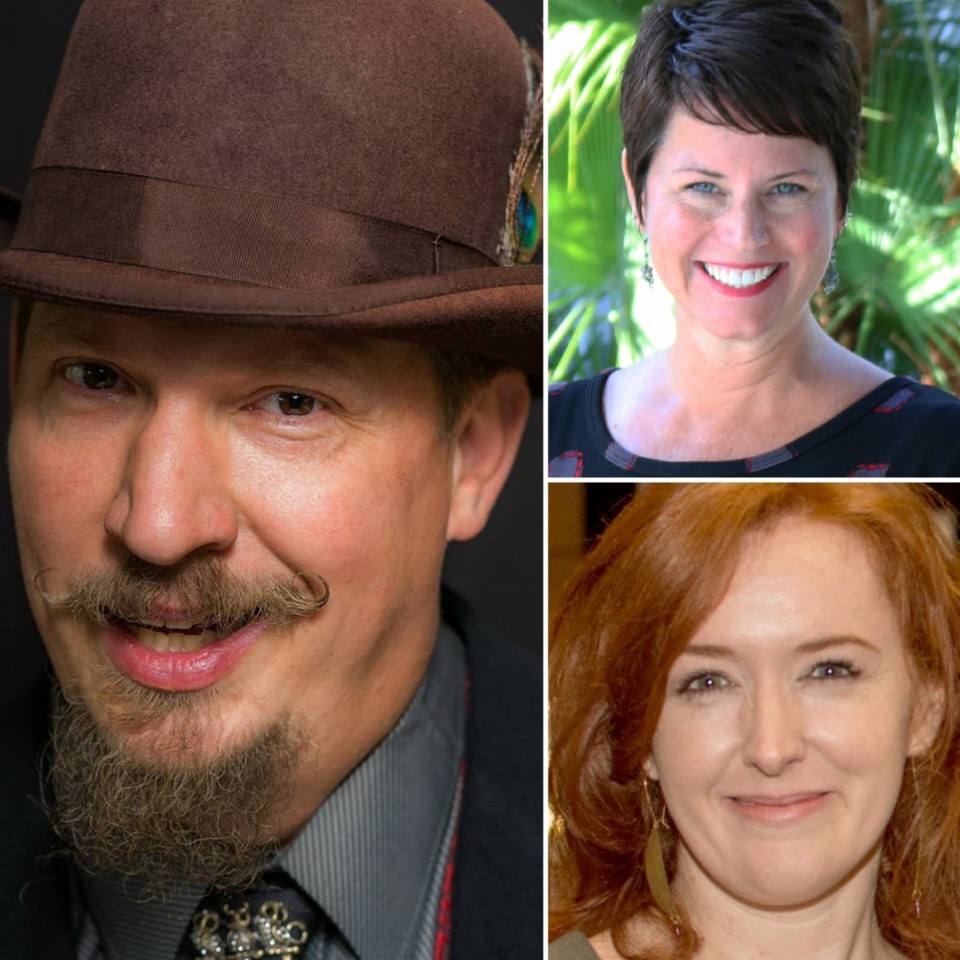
[702,263,779,288]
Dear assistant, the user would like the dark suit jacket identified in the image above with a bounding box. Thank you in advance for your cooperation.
[0,590,542,958]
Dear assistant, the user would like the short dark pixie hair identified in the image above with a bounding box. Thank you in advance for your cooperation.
[620,0,862,217]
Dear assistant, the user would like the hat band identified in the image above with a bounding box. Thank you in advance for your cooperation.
[13,167,495,289]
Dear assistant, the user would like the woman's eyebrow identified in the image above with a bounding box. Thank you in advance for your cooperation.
[681,635,881,659]
[681,643,736,659]
[794,635,881,655]
[771,169,819,179]
[672,167,820,180]
[674,166,727,178]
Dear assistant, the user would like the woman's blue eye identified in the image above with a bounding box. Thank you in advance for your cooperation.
[63,362,122,390]
[809,659,859,680]
[678,671,730,694]
[688,182,720,194]
[771,182,805,196]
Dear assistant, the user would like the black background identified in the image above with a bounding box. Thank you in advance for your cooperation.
[0,1,544,703]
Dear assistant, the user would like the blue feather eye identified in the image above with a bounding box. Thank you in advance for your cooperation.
[515,189,539,261]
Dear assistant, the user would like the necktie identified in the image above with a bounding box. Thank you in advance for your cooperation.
[177,869,318,960]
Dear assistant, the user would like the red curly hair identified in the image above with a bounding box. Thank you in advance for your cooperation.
[549,483,960,959]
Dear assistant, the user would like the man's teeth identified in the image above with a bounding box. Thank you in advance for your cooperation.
[130,623,222,653]
[142,619,196,631]
[703,263,778,288]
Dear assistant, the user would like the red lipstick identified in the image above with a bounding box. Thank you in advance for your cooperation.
[698,262,784,298]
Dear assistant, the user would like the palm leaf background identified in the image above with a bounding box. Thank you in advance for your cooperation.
[547,0,960,389]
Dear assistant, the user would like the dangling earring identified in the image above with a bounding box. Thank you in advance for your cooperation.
[641,233,655,288]
[822,244,839,294]
[910,760,923,918]
[642,777,681,935]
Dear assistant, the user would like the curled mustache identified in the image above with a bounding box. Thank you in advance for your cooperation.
[33,557,330,633]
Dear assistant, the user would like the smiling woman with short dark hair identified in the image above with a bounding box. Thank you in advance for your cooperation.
[548,0,960,478]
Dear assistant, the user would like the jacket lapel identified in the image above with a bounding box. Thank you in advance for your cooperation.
[444,591,542,959]
[0,673,75,958]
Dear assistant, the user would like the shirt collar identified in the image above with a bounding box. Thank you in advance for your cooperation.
[278,620,466,958]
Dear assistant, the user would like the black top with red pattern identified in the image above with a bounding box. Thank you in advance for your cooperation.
[548,371,960,478]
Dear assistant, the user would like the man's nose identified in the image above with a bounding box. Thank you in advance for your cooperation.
[103,402,238,566]
[740,684,806,777]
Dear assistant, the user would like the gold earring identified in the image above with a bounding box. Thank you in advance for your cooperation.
[910,760,923,918]
[642,777,681,935]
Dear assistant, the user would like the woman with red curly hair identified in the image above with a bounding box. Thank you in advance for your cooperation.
[550,484,960,959]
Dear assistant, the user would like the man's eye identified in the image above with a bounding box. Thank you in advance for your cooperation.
[62,362,122,390]
[262,393,318,417]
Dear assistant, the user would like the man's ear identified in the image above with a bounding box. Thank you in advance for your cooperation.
[908,682,946,759]
[445,369,530,543]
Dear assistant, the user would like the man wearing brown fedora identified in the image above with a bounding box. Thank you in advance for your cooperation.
[0,0,542,957]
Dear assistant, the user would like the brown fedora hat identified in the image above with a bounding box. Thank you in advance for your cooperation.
[0,0,542,374]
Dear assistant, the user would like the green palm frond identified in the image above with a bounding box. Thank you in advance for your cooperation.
[547,2,652,381]
[832,0,960,388]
